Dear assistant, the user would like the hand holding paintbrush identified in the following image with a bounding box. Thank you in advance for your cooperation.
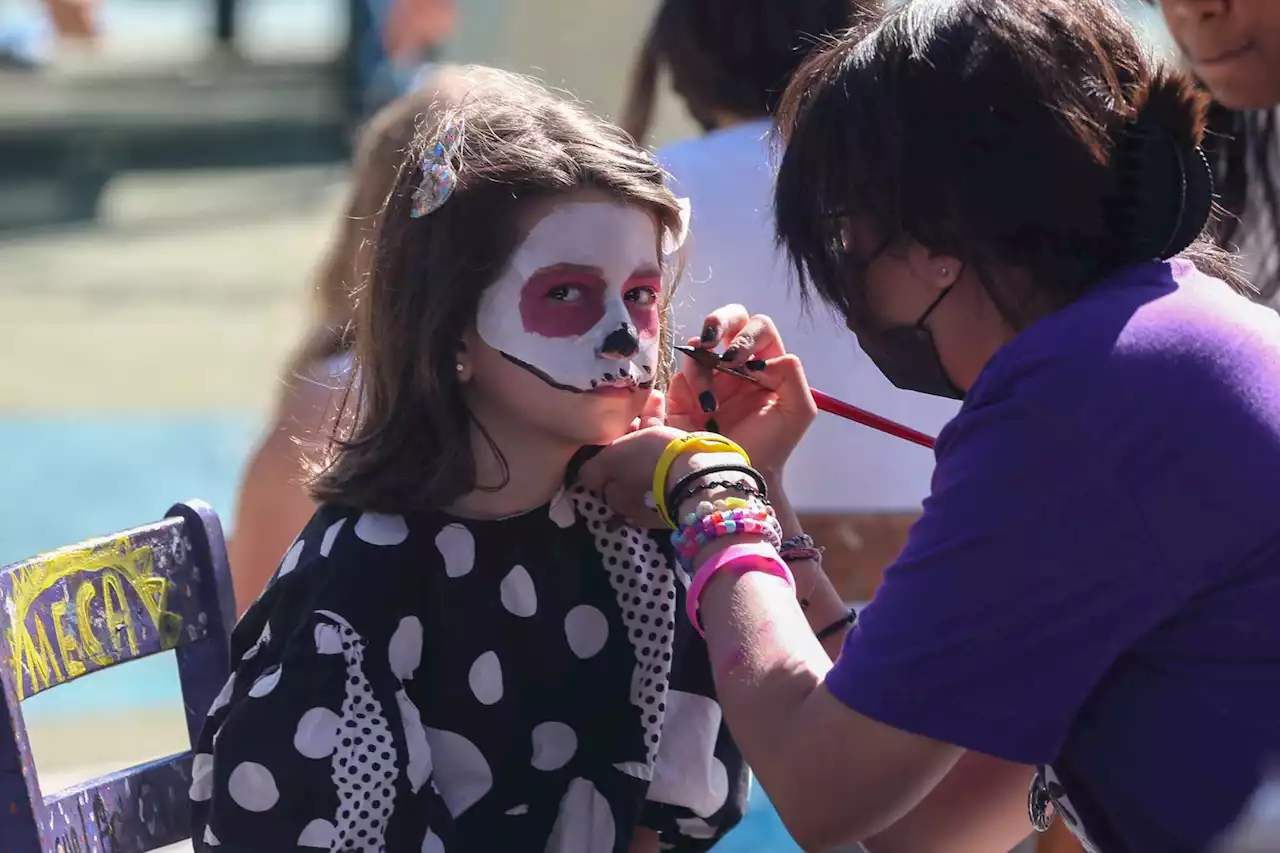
[671,307,937,451]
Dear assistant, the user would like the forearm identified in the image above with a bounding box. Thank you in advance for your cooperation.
[671,455,957,849]
[762,473,853,659]
[670,457,837,800]
[862,752,1034,853]
[697,560,958,848]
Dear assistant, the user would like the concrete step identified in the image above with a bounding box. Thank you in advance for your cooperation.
[0,58,350,230]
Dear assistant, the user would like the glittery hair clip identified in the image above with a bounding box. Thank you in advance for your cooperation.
[410,118,464,219]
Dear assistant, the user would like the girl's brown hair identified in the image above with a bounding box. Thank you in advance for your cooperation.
[774,0,1245,331]
[284,67,473,387]
[310,66,686,514]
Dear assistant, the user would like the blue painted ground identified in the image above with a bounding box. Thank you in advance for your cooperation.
[0,416,799,851]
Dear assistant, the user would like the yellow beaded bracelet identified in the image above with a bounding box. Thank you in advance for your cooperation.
[652,432,751,528]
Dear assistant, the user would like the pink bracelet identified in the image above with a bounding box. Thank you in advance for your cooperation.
[686,541,795,638]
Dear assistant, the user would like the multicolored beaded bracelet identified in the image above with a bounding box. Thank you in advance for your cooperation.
[670,497,783,567]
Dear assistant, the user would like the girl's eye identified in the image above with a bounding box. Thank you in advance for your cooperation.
[547,284,583,302]
[626,286,658,307]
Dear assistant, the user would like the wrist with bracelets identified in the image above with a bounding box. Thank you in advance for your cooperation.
[652,436,856,641]
[653,433,794,636]
[670,495,784,569]
[778,532,824,564]
[779,533,824,610]
[667,457,780,568]
[666,464,766,518]
[653,431,754,529]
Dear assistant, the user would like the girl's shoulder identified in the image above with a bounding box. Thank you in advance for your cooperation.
[229,493,678,664]
[230,504,443,656]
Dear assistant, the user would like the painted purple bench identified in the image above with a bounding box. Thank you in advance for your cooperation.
[0,500,235,853]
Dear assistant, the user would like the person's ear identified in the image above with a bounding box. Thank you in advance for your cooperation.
[455,335,474,383]
[905,241,962,293]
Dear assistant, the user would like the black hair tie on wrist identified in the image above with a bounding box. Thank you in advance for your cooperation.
[664,462,768,524]
[815,608,857,641]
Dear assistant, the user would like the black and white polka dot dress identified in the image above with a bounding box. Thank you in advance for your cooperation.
[189,487,748,852]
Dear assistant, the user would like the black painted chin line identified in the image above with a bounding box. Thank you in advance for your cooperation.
[499,352,585,393]
[497,352,655,394]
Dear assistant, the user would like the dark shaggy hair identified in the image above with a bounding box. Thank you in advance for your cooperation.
[773,0,1244,331]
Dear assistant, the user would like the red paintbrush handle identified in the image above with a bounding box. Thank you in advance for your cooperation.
[810,388,937,449]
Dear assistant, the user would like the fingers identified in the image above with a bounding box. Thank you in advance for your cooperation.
[695,304,750,349]
[677,336,718,402]
[750,354,818,418]
[637,389,667,429]
[720,313,785,367]
[576,445,666,528]
[692,305,787,367]
[665,372,704,432]
[682,304,753,403]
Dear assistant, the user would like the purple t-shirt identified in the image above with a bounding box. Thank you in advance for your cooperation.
[825,260,1280,853]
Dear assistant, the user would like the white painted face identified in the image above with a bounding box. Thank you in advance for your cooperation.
[476,201,665,393]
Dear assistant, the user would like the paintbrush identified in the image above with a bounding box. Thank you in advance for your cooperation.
[673,344,937,450]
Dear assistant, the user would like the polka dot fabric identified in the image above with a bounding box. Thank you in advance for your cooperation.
[190,501,747,852]
[570,486,675,771]
[314,611,398,849]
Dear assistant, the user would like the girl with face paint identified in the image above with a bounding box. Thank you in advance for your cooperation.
[189,67,751,853]
[580,1,1280,852]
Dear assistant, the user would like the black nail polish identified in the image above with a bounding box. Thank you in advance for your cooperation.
[745,359,767,371]
[705,417,721,433]
[698,390,717,413]
[720,347,739,362]
[700,324,718,344]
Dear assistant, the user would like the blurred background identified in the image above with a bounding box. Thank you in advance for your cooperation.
[0,1,1171,850]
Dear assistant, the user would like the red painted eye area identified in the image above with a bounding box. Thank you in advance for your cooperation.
[626,274,662,338]
[625,286,658,307]
[546,284,587,302]
[519,270,606,338]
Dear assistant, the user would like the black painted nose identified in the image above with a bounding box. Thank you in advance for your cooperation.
[601,324,640,358]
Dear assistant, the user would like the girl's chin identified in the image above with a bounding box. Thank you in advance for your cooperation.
[587,383,640,399]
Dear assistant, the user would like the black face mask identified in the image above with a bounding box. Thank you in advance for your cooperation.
[854,286,965,400]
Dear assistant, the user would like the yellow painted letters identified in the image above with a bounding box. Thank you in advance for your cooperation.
[49,599,87,679]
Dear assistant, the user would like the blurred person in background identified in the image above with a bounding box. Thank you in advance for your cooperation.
[621,0,959,606]
[0,0,95,68]
[349,0,455,119]
[1150,0,1280,308]
[227,66,469,615]
[1151,6,1280,850]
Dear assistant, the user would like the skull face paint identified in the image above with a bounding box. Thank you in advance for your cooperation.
[476,201,664,393]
